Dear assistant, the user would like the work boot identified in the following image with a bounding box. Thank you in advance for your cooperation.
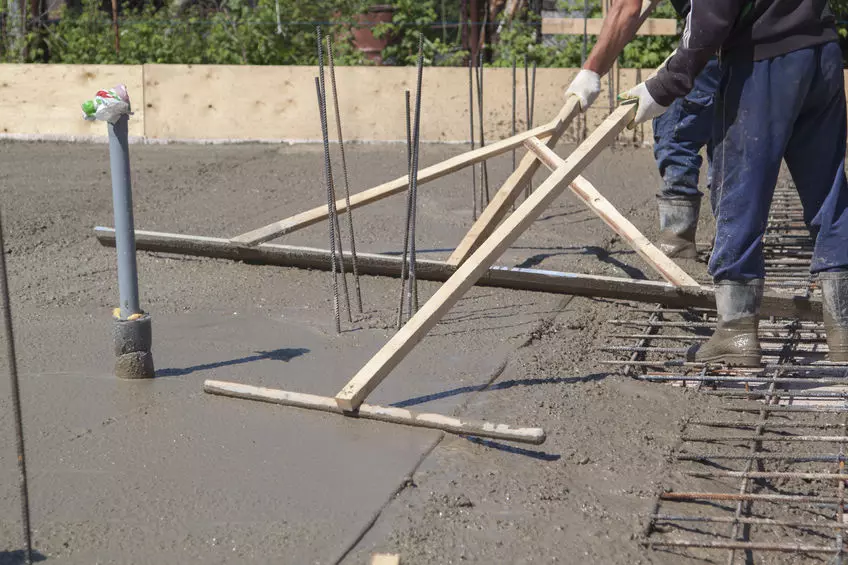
[687,279,763,367]
[820,271,848,363]
[656,196,701,259]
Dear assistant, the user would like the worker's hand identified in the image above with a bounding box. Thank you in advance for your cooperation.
[619,82,668,126]
[565,69,601,112]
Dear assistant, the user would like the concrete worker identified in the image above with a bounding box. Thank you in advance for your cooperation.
[570,0,848,366]
[566,0,721,259]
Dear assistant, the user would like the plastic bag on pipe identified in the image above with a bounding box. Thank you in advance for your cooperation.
[81,85,132,124]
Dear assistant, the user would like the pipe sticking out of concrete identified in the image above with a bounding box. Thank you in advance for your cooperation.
[108,115,141,319]
[203,379,547,445]
[106,116,154,379]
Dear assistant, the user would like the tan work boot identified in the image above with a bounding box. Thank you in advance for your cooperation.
[687,279,763,367]
[820,271,848,362]
[656,196,701,259]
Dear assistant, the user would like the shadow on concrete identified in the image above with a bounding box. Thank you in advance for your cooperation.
[392,373,608,409]
[0,550,47,565]
[156,347,310,377]
[514,245,647,280]
[464,437,561,461]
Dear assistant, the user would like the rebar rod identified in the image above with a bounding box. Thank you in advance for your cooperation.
[396,90,413,329]
[316,28,352,326]
[326,37,363,314]
[468,57,477,220]
[652,513,848,530]
[408,36,424,314]
[0,209,32,565]
[661,492,845,504]
[315,75,341,334]
[524,54,532,200]
[476,52,489,206]
[645,540,839,553]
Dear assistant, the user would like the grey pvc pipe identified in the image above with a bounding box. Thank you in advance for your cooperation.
[107,115,141,318]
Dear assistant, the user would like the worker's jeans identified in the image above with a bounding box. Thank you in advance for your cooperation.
[652,58,721,199]
[709,41,848,281]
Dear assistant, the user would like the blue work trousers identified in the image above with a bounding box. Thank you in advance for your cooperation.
[709,41,848,281]
[652,58,722,199]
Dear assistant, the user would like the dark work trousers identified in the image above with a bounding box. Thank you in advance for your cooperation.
[652,58,722,199]
[709,41,848,281]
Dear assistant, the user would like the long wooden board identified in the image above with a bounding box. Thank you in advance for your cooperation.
[523,137,698,287]
[446,98,581,266]
[95,227,823,320]
[203,380,546,444]
[541,17,677,36]
[229,121,560,247]
[335,106,636,411]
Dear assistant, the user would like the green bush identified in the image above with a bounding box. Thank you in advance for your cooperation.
[34,0,363,65]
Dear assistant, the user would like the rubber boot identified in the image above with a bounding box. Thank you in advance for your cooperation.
[820,271,848,363]
[656,196,701,259]
[687,279,763,367]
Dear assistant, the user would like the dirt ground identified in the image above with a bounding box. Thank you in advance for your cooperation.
[0,138,721,564]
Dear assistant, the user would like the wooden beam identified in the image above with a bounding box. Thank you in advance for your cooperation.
[94,227,823,321]
[371,555,400,565]
[229,121,559,247]
[447,98,581,266]
[541,17,677,36]
[203,380,546,445]
[334,105,637,411]
[523,137,698,287]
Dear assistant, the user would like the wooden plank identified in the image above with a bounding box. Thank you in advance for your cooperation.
[371,555,400,565]
[94,227,823,320]
[523,137,699,287]
[446,98,581,266]
[541,17,677,36]
[229,121,560,247]
[334,104,637,411]
[203,380,546,445]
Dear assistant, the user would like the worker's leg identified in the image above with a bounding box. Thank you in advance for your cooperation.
[652,58,721,258]
[693,52,814,366]
[783,41,848,361]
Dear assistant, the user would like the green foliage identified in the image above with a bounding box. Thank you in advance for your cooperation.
[372,0,467,66]
[36,0,364,65]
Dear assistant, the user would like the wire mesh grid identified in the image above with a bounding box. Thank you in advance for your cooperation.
[602,183,848,563]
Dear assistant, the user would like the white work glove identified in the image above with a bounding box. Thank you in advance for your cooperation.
[619,82,669,126]
[565,69,601,112]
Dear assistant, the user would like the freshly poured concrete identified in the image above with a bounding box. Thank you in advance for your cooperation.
[0,140,720,564]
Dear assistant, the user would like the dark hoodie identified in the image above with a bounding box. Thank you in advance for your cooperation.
[646,0,837,106]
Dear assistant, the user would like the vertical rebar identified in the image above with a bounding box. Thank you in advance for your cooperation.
[326,37,363,314]
[0,209,33,565]
[511,57,516,171]
[524,55,532,200]
[315,77,341,334]
[396,90,413,329]
[468,57,477,220]
[316,28,352,325]
[476,52,489,206]
[408,36,425,314]
[529,62,537,129]
[108,114,141,319]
